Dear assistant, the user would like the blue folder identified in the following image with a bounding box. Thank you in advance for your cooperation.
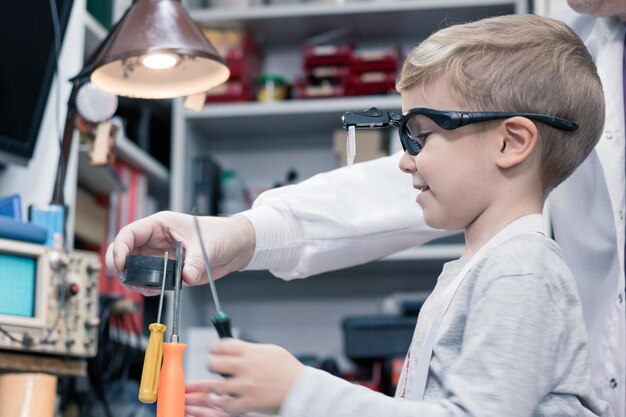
[0,217,47,244]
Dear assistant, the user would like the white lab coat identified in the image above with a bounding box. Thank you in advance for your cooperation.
[550,12,626,417]
[242,11,626,417]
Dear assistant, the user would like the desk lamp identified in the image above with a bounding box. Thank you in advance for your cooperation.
[47,0,229,247]
[75,0,230,99]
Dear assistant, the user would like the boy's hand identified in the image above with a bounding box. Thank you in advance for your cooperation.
[206,339,305,415]
[105,211,255,294]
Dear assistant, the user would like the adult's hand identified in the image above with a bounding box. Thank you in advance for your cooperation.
[105,211,256,293]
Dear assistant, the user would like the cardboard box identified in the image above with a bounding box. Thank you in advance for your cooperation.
[332,129,387,167]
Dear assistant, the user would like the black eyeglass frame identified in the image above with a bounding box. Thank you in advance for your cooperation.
[397,108,579,155]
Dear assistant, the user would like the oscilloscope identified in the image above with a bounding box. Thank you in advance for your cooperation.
[0,238,100,357]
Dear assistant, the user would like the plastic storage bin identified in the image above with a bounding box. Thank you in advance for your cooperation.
[342,315,417,361]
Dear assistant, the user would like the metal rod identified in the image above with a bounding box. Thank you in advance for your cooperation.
[191,214,222,313]
[156,251,168,324]
[171,242,183,343]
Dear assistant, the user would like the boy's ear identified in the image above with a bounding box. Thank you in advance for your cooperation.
[495,117,539,169]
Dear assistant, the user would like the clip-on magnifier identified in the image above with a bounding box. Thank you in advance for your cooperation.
[342,107,402,130]
[340,107,402,168]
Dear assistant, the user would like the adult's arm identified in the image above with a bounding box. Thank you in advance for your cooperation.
[241,152,456,279]
[106,153,455,286]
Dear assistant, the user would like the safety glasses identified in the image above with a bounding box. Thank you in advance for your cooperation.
[341,107,579,156]
[398,108,579,155]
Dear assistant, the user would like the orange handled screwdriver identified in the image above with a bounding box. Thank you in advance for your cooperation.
[138,252,169,403]
[157,242,186,417]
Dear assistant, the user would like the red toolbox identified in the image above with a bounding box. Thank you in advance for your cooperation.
[347,71,397,96]
[349,47,400,74]
[303,43,353,68]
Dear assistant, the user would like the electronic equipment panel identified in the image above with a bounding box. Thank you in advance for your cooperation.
[0,239,100,357]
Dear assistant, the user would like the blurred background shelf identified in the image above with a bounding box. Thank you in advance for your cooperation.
[77,135,169,200]
[184,95,401,137]
[115,135,170,202]
[77,143,125,196]
[381,244,465,261]
[190,0,522,43]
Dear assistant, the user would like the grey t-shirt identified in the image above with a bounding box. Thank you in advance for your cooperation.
[280,234,613,417]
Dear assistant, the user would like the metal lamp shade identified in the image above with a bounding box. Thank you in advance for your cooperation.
[89,0,230,99]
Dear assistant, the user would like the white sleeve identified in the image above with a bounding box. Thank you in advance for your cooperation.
[240,152,455,280]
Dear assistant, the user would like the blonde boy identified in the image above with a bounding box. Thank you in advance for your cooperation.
[185,14,612,417]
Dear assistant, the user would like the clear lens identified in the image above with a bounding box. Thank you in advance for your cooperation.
[405,114,422,140]
[400,113,424,155]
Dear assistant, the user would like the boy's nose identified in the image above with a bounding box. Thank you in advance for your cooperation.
[398,151,417,174]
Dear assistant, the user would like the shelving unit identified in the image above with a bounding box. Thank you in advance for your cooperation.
[77,144,126,195]
[189,0,524,42]
[77,135,169,196]
[115,134,170,202]
[184,95,401,138]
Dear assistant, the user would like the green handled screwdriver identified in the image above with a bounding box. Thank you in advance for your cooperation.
[191,213,233,338]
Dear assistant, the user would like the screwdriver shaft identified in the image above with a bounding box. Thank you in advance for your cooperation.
[156,251,168,324]
[191,214,223,313]
[171,242,183,343]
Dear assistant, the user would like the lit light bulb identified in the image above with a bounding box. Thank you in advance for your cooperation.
[141,53,179,70]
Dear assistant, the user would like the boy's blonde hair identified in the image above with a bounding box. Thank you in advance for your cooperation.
[396,14,605,190]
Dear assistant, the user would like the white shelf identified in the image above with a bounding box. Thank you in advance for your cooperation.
[83,11,107,62]
[184,95,401,138]
[186,95,401,119]
[77,144,126,195]
[190,0,523,43]
[192,0,512,19]
[381,244,465,261]
[115,135,170,200]
[77,136,170,198]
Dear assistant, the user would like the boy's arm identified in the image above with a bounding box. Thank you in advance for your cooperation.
[203,340,458,417]
[241,152,456,280]
[281,367,458,417]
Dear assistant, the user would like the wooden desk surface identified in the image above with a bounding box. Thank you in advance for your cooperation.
[0,351,86,376]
